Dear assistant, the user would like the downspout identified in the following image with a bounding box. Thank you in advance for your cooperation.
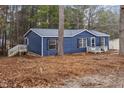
[41,37,43,56]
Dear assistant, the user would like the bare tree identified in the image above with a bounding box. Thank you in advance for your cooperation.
[0,5,8,55]
[15,5,19,44]
[119,5,124,55]
[85,6,99,30]
[58,5,64,56]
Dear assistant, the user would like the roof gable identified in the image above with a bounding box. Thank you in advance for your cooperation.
[87,30,110,37]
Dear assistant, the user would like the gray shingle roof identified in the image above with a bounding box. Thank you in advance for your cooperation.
[24,28,110,37]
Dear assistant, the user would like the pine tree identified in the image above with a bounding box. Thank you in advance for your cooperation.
[58,5,64,56]
[119,5,124,55]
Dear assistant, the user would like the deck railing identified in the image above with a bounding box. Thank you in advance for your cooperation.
[87,46,108,53]
[8,44,27,57]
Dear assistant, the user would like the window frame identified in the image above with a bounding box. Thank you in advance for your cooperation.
[48,39,57,50]
[100,37,105,46]
[78,38,87,48]
[24,37,29,45]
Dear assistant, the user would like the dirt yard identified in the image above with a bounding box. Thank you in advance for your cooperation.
[0,50,124,88]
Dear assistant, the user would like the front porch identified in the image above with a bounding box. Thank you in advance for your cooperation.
[87,46,108,53]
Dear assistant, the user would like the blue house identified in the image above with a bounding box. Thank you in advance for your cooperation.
[24,28,110,56]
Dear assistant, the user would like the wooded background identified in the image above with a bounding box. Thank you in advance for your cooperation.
[0,5,119,51]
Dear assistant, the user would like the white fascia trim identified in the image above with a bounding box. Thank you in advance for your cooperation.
[85,30,110,37]
[72,29,88,37]
[23,29,31,37]
[85,30,96,36]
[69,29,109,37]
[24,29,43,38]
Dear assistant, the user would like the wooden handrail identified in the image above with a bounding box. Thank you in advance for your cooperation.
[87,46,108,53]
[8,44,27,57]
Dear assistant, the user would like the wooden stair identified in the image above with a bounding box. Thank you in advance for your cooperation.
[8,44,27,57]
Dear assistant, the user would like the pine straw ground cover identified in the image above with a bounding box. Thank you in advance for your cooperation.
[0,51,124,88]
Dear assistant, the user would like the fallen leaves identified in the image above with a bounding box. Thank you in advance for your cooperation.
[0,51,123,87]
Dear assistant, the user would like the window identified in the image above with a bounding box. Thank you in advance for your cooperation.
[91,37,96,47]
[78,38,87,48]
[25,37,29,45]
[83,38,87,47]
[48,39,57,50]
[100,37,105,46]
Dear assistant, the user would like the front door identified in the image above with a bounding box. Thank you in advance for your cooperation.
[90,37,96,47]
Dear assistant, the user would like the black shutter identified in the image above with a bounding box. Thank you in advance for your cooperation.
[56,39,58,50]
[77,39,79,48]
[47,39,49,50]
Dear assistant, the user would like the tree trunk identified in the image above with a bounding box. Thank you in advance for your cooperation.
[76,13,80,29]
[58,5,64,56]
[119,5,124,55]
[87,9,91,30]
[16,5,19,44]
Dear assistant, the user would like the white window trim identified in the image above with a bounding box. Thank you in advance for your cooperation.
[48,39,57,50]
[78,38,83,48]
[100,37,105,46]
[25,37,29,45]
[90,37,96,47]
[83,38,87,47]
[78,38,87,48]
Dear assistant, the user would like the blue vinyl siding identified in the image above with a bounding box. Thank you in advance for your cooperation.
[75,31,95,47]
[26,31,42,55]
[25,30,109,56]
[43,37,57,56]
[43,37,87,56]
[43,31,101,56]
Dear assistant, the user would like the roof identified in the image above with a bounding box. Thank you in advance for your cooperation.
[24,28,110,37]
